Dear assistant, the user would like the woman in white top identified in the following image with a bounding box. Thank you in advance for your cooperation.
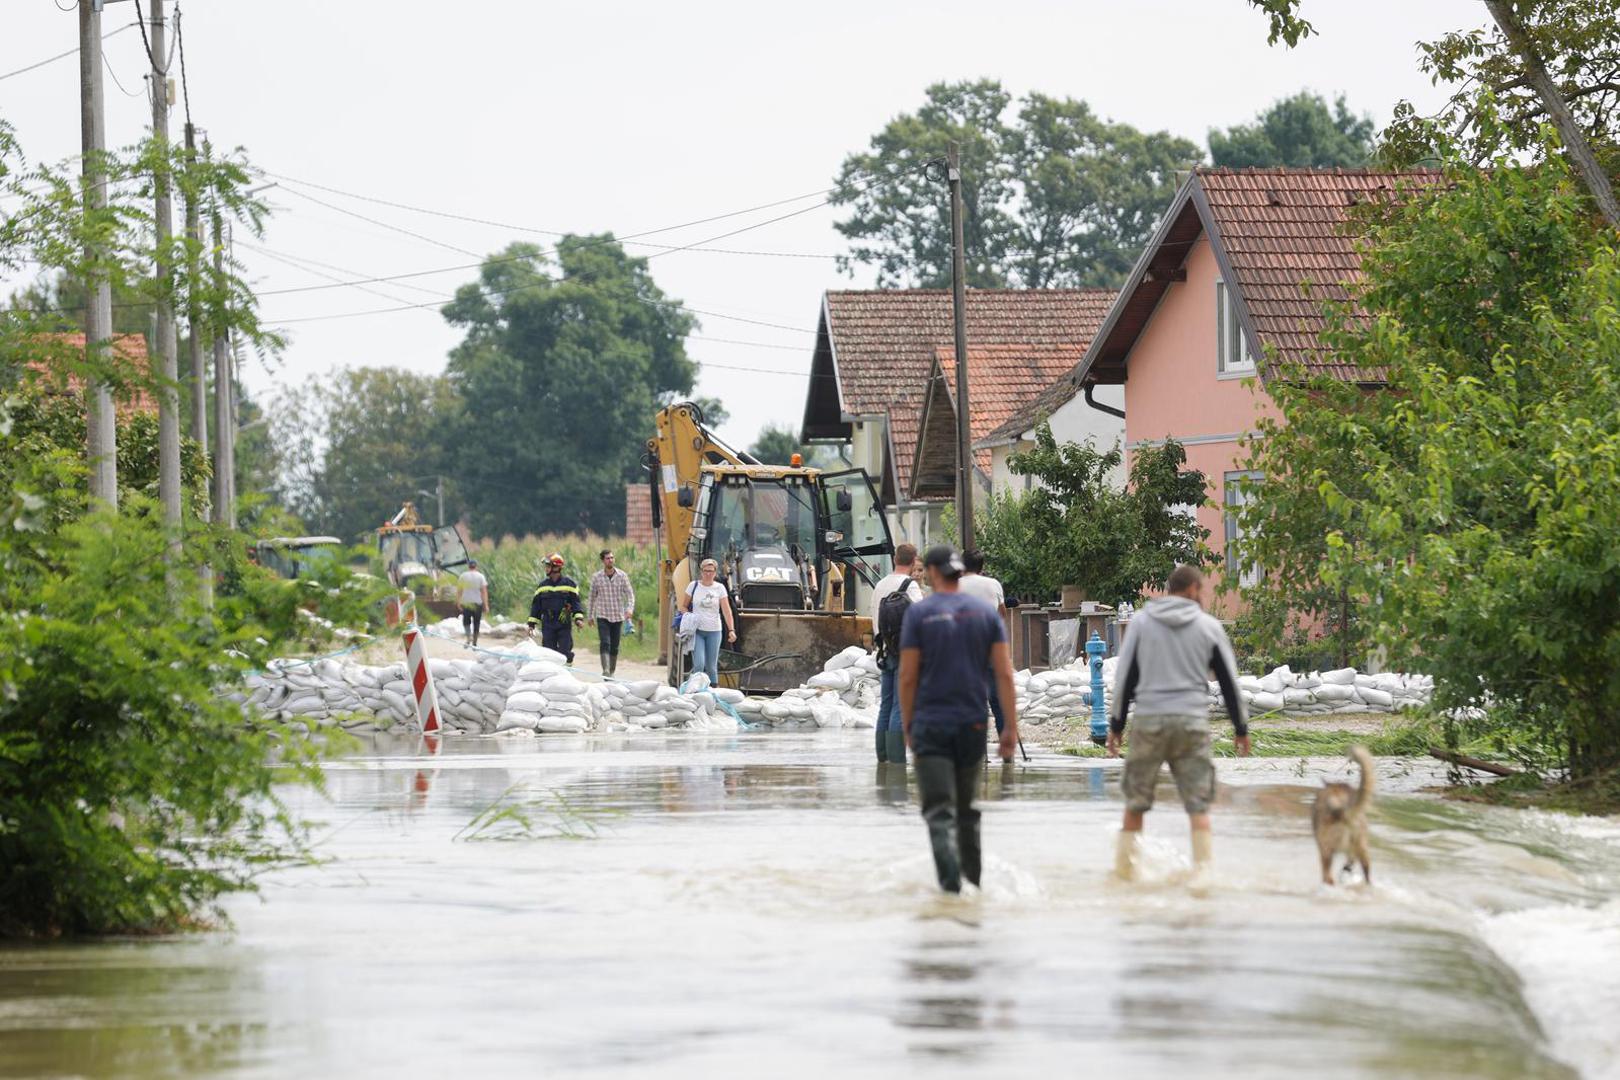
[679,558,736,687]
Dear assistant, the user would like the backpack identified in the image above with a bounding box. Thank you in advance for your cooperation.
[876,583,913,661]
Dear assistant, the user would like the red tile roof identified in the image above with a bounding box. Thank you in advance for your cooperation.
[20,333,158,418]
[923,343,1086,477]
[1199,168,1441,381]
[804,289,1114,496]
[1081,168,1441,387]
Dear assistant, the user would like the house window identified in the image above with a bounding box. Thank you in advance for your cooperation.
[1216,280,1255,374]
[1223,470,1262,588]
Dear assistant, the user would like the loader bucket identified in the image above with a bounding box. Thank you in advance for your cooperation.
[724,611,873,695]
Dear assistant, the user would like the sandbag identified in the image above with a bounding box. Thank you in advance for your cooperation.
[505,691,547,713]
[496,710,539,732]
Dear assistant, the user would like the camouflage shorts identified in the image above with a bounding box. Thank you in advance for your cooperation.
[1121,714,1217,814]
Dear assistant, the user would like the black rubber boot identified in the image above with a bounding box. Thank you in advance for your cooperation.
[915,756,962,893]
[885,729,907,766]
[875,728,888,763]
[600,650,611,677]
[957,762,983,888]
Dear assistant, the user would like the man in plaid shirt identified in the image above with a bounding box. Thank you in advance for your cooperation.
[588,549,636,676]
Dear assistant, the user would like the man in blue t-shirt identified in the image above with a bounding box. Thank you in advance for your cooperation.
[899,545,1020,893]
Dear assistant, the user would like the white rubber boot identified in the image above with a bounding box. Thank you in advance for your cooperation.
[1113,830,1140,882]
[1188,829,1215,895]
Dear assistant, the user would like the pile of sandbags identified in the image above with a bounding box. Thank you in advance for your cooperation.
[1231,665,1431,716]
[731,646,881,729]
[496,652,604,734]
[1008,655,1433,725]
[1015,658,1116,726]
[430,614,528,640]
[234,639,757,735]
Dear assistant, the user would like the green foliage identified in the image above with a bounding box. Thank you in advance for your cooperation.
[0,486,323,937]
[1239,155,1620,779]
[1209,91,1374,168]
[975,424,1210,605]
[1380,0,1620,178]
[269,367,457,540]
[747,422,811,466]
[1245,0,1314,47]
[0,378,212,519]
[440,238,697,537]
[831,80,1201,288]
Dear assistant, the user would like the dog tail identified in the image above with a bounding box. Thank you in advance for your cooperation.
[1348,744,1375,810]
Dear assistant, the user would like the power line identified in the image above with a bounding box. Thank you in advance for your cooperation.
[101,52,142,98]
[240,235,813,335]
[265,172,841,260]
[174,4,192,127]
[0,21,139,82]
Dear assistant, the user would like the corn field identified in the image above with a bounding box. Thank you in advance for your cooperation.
[469,534,661,630]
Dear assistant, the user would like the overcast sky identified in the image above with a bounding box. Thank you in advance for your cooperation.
[3,0,1484,450]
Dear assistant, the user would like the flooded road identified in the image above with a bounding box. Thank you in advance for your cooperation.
[2,732,1617,1079]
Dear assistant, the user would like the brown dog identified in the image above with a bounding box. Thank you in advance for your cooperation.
[1311,745,1374,885]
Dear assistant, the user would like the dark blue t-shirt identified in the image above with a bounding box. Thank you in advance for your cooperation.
[899,591,1006,729]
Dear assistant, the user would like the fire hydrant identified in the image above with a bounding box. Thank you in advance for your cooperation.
[1087,631,1108,745]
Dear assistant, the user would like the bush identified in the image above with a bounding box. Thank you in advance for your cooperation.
[0,494,322,937]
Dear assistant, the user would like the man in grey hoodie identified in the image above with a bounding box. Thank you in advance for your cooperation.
[1106,564,1250,885]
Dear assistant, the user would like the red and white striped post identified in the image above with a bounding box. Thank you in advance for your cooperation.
[402,622,441,735]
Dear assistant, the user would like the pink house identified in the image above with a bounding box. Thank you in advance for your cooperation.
[1070,167,1437,611]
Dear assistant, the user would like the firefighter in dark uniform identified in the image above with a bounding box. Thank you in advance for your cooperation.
[528,553,586,663]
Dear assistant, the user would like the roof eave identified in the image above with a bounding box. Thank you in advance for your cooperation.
[1074,174,1201,388]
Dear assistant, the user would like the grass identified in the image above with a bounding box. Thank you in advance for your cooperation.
[1446,765,1620,816]
[1058,715,1463,760]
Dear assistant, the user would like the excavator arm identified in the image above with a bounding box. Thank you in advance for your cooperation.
[645,401,758,559]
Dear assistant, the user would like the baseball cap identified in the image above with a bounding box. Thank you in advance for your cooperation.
[922,544,965,579]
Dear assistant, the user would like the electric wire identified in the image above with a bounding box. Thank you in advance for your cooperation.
[101,52,142,97]
[174,4,192,127]
[0,21,139,82]
[264,172,840,260]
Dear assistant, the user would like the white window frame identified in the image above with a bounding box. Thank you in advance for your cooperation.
[1223,470,1262,588]
[1216,279,1256,376]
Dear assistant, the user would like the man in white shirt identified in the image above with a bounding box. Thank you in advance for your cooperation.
[871,543,924,765]
[958,550,1012,758]
[457,559,490,646]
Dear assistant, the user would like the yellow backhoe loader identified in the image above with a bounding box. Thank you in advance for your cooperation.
[375,501,471,623]
[646,401,895,693]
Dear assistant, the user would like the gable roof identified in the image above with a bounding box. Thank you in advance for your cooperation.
[975,355,1102,450]
[801,288,1114,498]
[1079,167,1442,387]
[910,343,1086,499]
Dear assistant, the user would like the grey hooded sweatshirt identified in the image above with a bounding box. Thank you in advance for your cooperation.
[1109,596,1248,736]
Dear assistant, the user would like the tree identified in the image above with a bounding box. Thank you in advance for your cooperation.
[269,367,456,540]
[1209,91,1374,167]
[1248,0,1620,227]
[748,422,810,466]
[1234,155,1619,778]
[831,81,1201,288]
[975,424,1209,605]
[442,237,697,538]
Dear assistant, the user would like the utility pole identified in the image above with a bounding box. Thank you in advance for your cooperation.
[947,142,973,552]
[183,122,208,488]
[211,193,235,530]
[79,0,118,506]
[148,0,182,558]
[435,476,445,526]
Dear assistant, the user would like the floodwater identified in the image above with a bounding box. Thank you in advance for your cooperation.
[2,733,1618,1080]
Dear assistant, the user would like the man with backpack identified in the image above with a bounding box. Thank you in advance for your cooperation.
[871,543,923,765]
